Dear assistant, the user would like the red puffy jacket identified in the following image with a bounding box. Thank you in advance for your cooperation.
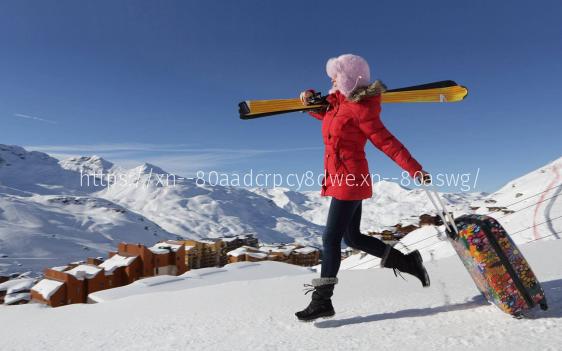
[309,90,422,200]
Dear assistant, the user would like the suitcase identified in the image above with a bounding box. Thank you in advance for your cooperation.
[425,190,548,317]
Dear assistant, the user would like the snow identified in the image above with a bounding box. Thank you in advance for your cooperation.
[246,252,267,259]
[0,278,36,294]
[89,261,311,303]
[30,279,64,300]
[294,246,317,254]
[148,241,183,254]
[3,292,30,305]
[226,247,247,257]
[98,254,137,273]
[64,264,102,279]
[0,239,560,350]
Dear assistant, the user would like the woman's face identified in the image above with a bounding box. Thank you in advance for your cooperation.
[331,76,337,89]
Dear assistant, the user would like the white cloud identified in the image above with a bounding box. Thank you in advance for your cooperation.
[14,113,57,124]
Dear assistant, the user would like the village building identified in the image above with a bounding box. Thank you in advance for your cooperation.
[30,278,67,307]
[148,240,187,276]
[179,239,224,269]
[227,244,320,267]
[0,277,36,305]
[291,246,320,267]
[99,253,141,287]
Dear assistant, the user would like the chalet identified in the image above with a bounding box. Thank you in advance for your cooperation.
[99,253,141,287]
[183,244,198,271]
[148,240,187,276]
[227,244,320,267]
[0,278,36,305]
[260,244,297,262]
[179,239,224,269]
[227,246,264,264]
[221,234,259,265]
[31,279,66,307]
[291,246,320,267]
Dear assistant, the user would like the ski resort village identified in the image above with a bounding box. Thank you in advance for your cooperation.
[7,236,322,307]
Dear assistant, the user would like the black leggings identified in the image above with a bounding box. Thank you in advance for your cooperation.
[321,198,388,278]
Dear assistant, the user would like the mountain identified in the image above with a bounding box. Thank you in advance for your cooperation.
[2,143,559,277]
[0,144,324,275]
[250,181,486,231]
[97,163,324,244]
[0,145,101,195]
[0,193,178,275]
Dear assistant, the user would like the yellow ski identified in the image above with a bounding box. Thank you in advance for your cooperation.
[239,80,468,120]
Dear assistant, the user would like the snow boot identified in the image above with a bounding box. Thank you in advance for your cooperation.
[381,246,430,287]
[295,277,337,322]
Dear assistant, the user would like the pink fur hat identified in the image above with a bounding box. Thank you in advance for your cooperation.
[326,54,371,97]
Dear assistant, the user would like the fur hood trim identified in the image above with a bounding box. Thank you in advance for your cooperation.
[348,80,387,102]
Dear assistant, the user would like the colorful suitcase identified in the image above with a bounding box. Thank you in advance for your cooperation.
[450,214,548,317]
[424,190,548,317]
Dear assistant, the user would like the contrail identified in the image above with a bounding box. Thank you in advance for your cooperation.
[14,113,57,124]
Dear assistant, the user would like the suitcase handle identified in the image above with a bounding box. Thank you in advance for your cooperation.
[423,185,459,237]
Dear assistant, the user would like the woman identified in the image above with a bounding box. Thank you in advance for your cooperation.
[295,54,431,322]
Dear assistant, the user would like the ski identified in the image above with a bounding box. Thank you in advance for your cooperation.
[239,80,468,120]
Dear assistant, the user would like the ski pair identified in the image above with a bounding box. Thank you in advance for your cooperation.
[239,80,468,120]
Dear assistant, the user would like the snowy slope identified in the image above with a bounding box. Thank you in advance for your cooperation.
[0,239,560,351]
[89,260,312,303]
[251,181,486,232]
[96,164,324,245]
[341,156,562,270]
[0,193,177,275]
[0,145,101,195]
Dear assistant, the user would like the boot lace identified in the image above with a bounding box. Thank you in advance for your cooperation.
[303,283,316,295]
[393,268,407,281]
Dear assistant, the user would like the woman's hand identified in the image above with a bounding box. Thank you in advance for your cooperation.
[416,170,432,185]
[300,90,314,106]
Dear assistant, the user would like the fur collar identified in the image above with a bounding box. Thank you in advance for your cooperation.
[348,80,387,102]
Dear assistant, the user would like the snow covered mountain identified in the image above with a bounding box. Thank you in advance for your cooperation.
[2,143,559,279]
[250,181,486,231]
[96,163,324,244]
[0,145,323,275]
[0,145,102,195]
[0,193,178,275]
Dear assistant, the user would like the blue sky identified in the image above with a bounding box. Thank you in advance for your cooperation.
[1,0,561,193]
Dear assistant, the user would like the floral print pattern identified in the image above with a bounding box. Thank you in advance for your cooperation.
[450,214,547,316]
